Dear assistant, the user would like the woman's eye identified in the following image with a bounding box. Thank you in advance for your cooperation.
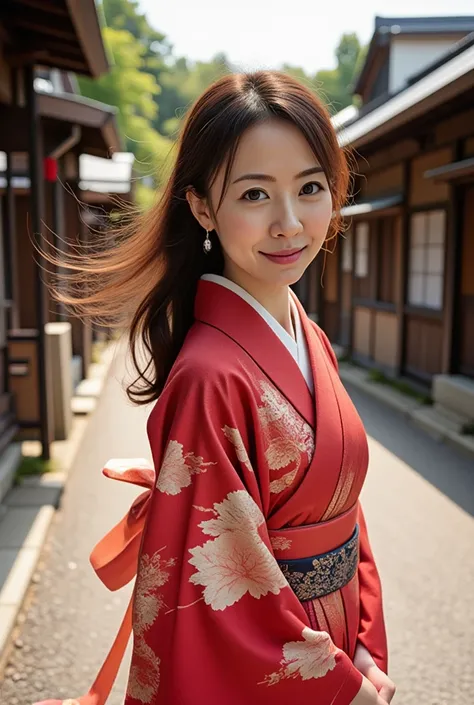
[300,182,321,195]
[243,189,267,201]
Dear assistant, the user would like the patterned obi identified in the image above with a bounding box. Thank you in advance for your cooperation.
[269,502,360,602]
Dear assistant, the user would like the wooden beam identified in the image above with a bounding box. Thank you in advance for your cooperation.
[395,161,411,376]
[25,63,53,459]
[349,221,356,355]
[12,0,68,16]
[3,153,20,329]
[6,47,88,73]
[369,220,378,361]
[16,36,84,57]
[442,140,464,374]
[65,0,109,77]
[12,18,76,42]
[0,105,29,150]
[0,20,11,43]
[5,48,50,67]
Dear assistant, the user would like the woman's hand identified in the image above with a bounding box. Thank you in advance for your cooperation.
[353,642,396,703]
[351,675,388,705]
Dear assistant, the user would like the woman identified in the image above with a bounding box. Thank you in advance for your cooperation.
[35,71,394,705]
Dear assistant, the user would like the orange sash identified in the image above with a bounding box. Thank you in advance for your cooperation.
[33,461,155,705]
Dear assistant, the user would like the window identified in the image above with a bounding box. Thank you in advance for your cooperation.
[355,223,369,278]
[408,210,445,310]
[341,231,353,273]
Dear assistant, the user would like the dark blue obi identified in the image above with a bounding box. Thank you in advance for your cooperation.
[277,524,360,602]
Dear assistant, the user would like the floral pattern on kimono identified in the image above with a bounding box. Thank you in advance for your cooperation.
[34,280,386,705]
[122,356,364,705]
[262,627,337,685]
[256,379,314,494]
[188,490,288,610]
[126,552,175,703]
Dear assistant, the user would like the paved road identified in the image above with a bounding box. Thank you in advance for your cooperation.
[0,349,473,705]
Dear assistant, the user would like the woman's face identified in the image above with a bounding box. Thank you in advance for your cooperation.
[189,118,333,295]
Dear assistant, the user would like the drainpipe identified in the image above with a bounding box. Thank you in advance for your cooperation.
[48,125,81,160]
[25,65,52,460]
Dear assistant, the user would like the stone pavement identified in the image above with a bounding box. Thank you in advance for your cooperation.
[0,350,473,705]
[0,345,116,665]
[0,349,149,705]
[339,363,474,459]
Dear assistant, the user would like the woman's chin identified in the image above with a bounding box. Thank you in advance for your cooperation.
[268,263,309,287]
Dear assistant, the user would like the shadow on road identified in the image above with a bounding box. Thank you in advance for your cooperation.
[345,382,474,517]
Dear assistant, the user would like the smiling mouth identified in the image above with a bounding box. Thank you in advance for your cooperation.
[261,246,306,257]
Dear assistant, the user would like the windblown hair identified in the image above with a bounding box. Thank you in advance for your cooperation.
[50,71,351,404]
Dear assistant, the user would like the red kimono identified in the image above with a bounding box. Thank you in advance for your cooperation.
[36,280,387,705]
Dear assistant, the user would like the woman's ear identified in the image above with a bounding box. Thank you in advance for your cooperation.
[186,189,215,232]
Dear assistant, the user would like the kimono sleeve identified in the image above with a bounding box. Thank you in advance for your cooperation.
[124,365,364,705]
[357,504,388,673]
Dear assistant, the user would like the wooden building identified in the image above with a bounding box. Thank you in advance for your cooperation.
[0,1,126,469]
[299,16,474,430]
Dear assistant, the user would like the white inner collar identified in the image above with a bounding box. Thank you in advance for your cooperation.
[200,274,314,395]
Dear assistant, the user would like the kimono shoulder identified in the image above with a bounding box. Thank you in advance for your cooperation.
[174,320,253,383]
[147,320,256,442]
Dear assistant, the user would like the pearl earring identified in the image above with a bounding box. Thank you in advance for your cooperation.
[203,230,212,253]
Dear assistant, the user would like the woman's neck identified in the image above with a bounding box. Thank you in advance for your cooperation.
[221,268,294,339]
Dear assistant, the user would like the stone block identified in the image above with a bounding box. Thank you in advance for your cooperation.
[45,322,73,441]
[0,506,54,550]
[433,375,474,421]
[0,444,22,504]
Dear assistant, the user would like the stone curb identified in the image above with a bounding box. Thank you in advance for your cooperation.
[0,342,118,660]
[339,363,474,460]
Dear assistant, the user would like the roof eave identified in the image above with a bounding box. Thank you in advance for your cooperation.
[39,92,122,156]
[353,32,380,95]
[338,45,474,150]
[65,0,109,77]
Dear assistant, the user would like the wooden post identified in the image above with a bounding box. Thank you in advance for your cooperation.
[395,160,411,377]
[349,220,356,356]
[3,153,20,329]
[441,140,463,375]
[369,220,379,361]
[25,64,52,460]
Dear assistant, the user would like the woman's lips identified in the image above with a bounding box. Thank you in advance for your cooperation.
[260,246,307,265]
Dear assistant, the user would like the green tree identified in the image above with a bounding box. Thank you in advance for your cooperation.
[158,53,231,135]
[77,26,173,204]
[78,27,159,147]
[336,34,363,94]
[101,0,171,61]
[314,33,365,113]
[99,0,174,135]
[98,0,231,135]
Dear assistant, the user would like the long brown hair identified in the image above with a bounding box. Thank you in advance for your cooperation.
[52,71,350,404]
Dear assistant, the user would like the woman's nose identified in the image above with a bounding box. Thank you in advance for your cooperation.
[270,202,303,238]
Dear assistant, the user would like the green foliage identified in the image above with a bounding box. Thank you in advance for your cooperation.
[102,0,171,61]
[314,33,366,113]
[154,53,231,134]
[15,456,57,483]
[135,182,158,211]
[78,23,174,189]
[81,0,367,199]
[368,369,432,405]
[280,35,367,114]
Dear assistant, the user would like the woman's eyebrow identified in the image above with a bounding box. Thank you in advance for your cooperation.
[232,166,324,185]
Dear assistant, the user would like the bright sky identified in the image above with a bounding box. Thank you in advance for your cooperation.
[138,1,474,72]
